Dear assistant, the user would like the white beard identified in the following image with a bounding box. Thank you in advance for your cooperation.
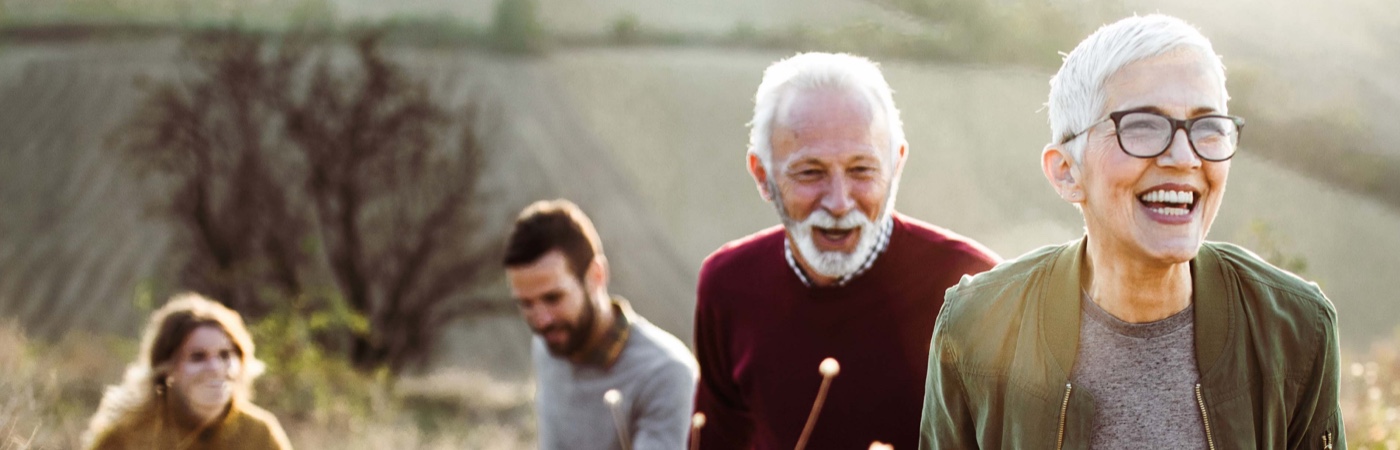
[771,179,896,279]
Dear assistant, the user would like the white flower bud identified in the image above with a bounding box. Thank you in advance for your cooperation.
[819,358,840,377]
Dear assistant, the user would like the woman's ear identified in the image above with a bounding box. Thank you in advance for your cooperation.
[154,374,170,394]
[1042,143,1084,204]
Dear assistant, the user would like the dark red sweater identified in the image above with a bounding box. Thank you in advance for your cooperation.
[693,213,999,450]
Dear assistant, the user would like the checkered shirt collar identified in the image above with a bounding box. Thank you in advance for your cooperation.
[783,214,895,288]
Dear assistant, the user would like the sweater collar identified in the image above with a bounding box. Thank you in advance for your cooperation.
[783,213,895,287]
[1043,236,1231,379]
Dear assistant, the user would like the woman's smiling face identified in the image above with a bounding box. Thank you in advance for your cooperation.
[169,325,241,416]
[1075,47,1231,265]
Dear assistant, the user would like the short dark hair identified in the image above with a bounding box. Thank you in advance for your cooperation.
[503,199,603,280]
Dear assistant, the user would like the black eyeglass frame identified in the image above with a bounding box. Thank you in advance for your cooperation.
[1059,107,1246,162]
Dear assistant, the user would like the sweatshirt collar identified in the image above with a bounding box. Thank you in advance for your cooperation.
[572,297,633,368]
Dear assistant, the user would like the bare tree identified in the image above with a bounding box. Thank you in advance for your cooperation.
[114,29,500,374]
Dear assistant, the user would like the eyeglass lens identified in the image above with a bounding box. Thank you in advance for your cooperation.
[1117,113,1239,160]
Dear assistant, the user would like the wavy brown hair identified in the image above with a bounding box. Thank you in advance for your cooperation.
[82,293,265,446]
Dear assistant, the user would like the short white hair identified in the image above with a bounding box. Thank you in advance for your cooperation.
[1048,14,1228,163]
[749,52,906,170]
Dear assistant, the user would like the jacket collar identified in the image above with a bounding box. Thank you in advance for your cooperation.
[1042,236,1231,379]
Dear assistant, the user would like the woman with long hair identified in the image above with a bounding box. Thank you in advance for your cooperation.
[83,293,292,449]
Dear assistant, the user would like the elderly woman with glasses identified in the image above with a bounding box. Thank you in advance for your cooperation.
[919,15,1345,449]
[83,293,292,450]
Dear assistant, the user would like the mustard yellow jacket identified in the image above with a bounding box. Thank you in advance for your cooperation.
[88,398,292,450]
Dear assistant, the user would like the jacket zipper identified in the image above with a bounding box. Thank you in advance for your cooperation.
[1195,384,1217,450]
[1056,383,1072,450]
[1323,430,1333,449]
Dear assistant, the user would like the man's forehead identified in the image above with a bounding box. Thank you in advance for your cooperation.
[506,251,572,295]
[775,86,880,129]
[774,89,889,154]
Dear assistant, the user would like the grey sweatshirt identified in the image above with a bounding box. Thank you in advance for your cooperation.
[533,310,698,450]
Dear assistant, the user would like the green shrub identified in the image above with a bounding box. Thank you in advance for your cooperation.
[611,13,641,45]
[249,291,385,425]
[491,0,544,54]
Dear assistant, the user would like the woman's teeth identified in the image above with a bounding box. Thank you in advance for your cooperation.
[1139,189,1196,216]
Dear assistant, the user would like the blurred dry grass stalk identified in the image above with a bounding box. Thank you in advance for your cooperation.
[7,312,1397,447]
[0,321,537,449]
[1342,332,1400,447]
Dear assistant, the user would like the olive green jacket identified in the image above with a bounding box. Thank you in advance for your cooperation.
[920,238,1344,449]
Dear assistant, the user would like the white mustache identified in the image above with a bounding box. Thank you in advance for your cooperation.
[800,209,870,230]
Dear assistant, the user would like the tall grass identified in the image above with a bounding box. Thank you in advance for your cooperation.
[1342,332,1400,446]
[0,319,535,449]
[3,316,1397,447]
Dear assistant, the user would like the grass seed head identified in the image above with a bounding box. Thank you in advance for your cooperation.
[819,358,840,377]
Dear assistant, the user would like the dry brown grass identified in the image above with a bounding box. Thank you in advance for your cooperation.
[7,315,1399,447]
[1342,332,1400,447]
[0,321,536,450]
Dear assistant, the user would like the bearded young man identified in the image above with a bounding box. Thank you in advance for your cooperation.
[692,52,1000,449]
[504,199,698,450]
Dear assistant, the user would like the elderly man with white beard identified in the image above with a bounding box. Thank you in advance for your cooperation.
[692,52,1000,450]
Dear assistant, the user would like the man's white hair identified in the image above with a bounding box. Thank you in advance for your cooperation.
[1048,14,1228,163]
[749,52,906,170]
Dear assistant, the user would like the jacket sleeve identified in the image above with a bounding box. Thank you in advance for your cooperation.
[920,298,979,450]
[1294,294,1345,449]
[692,271,755,448]
[631,358,699,450]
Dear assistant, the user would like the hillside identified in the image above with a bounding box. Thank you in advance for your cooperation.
[0,40,697,379]
[549,47,1400,348]
[2,0,1398,373]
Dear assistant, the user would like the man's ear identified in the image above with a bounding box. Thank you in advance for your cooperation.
[892,141,909,178]
[1042,143,1084,204]
[585,255,609,294]
[747,152,773,201]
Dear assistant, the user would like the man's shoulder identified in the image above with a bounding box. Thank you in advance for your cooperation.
[700,225,785,276]
[627,317,699,372]
[696,225,786,309]
[892,213,1002,266]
